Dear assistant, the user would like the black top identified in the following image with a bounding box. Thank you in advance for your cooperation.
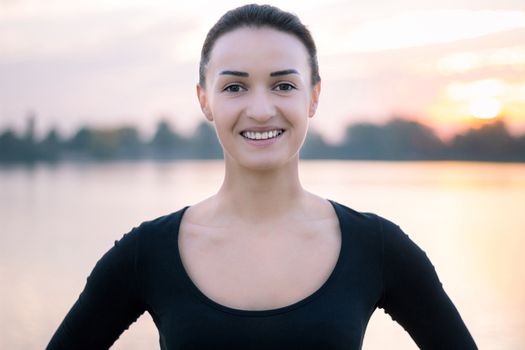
[46,200,477,349]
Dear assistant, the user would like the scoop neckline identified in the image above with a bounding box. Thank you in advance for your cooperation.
[173,199,346,317]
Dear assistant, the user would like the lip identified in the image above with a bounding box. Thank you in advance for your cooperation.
[239,126,285,133]
[241,129,285,146]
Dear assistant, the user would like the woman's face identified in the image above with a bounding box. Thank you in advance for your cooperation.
[197,27,320,171]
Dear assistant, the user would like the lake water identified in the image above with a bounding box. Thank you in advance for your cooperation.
[1,160,524,349]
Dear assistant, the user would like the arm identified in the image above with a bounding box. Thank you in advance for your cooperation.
[46,226,146,350]
[376,217,478,349]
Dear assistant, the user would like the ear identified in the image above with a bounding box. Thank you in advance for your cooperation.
[196,83,213,122]
[308,81,321,118]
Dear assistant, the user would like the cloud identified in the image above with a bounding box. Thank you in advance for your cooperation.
[436,46,525,74]
[447,79,525,101]
[320,10,525,54]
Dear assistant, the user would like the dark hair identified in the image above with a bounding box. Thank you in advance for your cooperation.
[199,4,321,88]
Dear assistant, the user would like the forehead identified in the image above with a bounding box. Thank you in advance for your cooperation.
[207,27,310,75]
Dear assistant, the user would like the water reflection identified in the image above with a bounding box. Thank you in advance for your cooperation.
[0,160,523,349]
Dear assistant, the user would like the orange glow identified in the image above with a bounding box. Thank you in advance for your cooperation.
[426,78,525,138]
[469,99,501,119]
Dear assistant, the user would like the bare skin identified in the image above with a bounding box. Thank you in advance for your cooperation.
[178,192,341,311]
[178,27,341,311]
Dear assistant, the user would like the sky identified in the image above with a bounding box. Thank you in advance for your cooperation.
[1,0,525,143]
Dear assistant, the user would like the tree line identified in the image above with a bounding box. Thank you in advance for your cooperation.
[1,115,524,163]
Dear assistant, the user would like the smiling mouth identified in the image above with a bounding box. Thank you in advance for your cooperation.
[240,129,285,140]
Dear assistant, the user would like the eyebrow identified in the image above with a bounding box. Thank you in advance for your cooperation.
[219,70,249,77]
[218,69,300,77]
[270,69,299,77]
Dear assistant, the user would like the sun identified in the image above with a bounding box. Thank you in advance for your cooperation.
[469,98,501,119]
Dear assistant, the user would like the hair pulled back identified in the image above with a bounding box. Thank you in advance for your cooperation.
[199,4,321,88]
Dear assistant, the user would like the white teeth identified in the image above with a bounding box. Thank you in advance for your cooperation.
[242,129,283,140]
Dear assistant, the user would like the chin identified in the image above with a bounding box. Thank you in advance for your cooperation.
[240,152,301,171]
[222,151,285,171]
[251,163,284,172]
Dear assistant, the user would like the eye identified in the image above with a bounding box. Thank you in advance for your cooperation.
[273,83,296,92]
[223,84,246,93]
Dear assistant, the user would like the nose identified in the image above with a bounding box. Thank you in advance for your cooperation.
[245,87,276,122]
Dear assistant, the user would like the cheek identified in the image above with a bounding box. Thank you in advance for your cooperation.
[212,104,238,140]
[213,98,240,119]
[280,95,309,119]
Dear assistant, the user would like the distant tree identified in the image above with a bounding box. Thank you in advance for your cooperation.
[15,112,39,161]
[450,120,517,161]
[515,134,525,161]
[0,129,21,162]
[115,126,143,158]
[24,112,36,144]
[381,118,446,159]
[341,122,384,159]
[89,129,120,159]
[39,127,62,161]
[0,121,40,162]
[191,121,222,159]
[340,118,445,160]
[68,127,93,151]
[64,126,142,160]
[89,127,143,159]
[149,119,187,158]
[300,130,332,159]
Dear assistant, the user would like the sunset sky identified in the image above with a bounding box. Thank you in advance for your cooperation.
[1,0,525,143]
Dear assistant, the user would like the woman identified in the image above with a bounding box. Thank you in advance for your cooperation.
[47,4,477,349]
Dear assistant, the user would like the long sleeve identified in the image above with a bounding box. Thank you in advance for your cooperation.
[376,217,478,349]
[46,226,147,350]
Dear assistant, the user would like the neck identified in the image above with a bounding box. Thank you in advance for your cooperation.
[214,154,307,225]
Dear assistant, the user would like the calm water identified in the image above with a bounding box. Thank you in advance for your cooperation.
[1,160,524,349]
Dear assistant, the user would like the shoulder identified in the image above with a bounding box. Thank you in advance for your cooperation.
[329,199,420,258]
[329,199,400,236]
[116,206,189,246]
[331,200,435,276]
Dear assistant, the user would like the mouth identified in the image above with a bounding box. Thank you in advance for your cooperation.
[240,129,285,141]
